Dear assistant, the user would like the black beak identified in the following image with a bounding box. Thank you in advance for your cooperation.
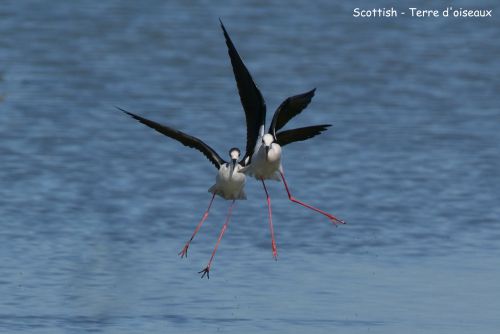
[230,159,237,178]
[265,145,269,161]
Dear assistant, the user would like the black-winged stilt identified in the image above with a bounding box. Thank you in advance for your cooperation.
[220,21,345,260]
[119,108,255,278]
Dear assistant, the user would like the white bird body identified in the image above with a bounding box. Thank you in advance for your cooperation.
[209,163,247,200]
[242,135,282,181]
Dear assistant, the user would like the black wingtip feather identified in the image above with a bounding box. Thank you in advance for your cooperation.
[119,107,225,169]
[275,124,332,147]
[220,19,266,167]
[269,88,318,136]
[116,106,137,119]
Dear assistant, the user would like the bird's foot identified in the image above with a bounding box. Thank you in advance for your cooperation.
[198,266,210,279]
[327,214,346,226]
[178,244,189,258]
[272,241,278,260]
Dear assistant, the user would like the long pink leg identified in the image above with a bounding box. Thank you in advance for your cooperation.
[199,200,236,279]
[179,193,216,258]
[280,170,345,225]
[262,179,278,260]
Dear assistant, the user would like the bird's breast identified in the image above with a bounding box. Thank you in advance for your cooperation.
[216,164,246,185]
[267,144,282,163]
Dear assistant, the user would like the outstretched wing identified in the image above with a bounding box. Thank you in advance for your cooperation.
[220,19,266,166]
[275,124,331,147]
[269,88,316,138]
[119,108,225,169]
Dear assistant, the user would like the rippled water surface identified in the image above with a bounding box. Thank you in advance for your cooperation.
[1,0,499,333]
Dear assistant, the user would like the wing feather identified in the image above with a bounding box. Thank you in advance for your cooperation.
[275,124,331,147]
[220,19,266,165]
[119,108,225,169]
[269,88,316,138]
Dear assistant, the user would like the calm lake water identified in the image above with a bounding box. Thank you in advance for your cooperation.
[1,0,499,333]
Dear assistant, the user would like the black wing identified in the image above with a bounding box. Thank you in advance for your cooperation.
[220,19,266,166]
[269,88,316,138]
[275,124,331,147]
[119,108,225,169]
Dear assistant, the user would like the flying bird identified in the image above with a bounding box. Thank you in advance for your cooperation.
[118,21,343,278]
[220,20,345,260]
[119,108,253,279]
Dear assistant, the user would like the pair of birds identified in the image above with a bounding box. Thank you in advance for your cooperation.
[119,21,344,279]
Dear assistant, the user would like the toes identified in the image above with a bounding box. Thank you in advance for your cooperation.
[178,247,188,258]
[198,267,210,279]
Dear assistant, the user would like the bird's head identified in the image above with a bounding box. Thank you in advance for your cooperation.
[228,147,240,178]
[229,147,240,163]
[262,134,274,159]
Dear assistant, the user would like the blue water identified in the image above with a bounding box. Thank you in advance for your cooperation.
[1,1,499,333]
